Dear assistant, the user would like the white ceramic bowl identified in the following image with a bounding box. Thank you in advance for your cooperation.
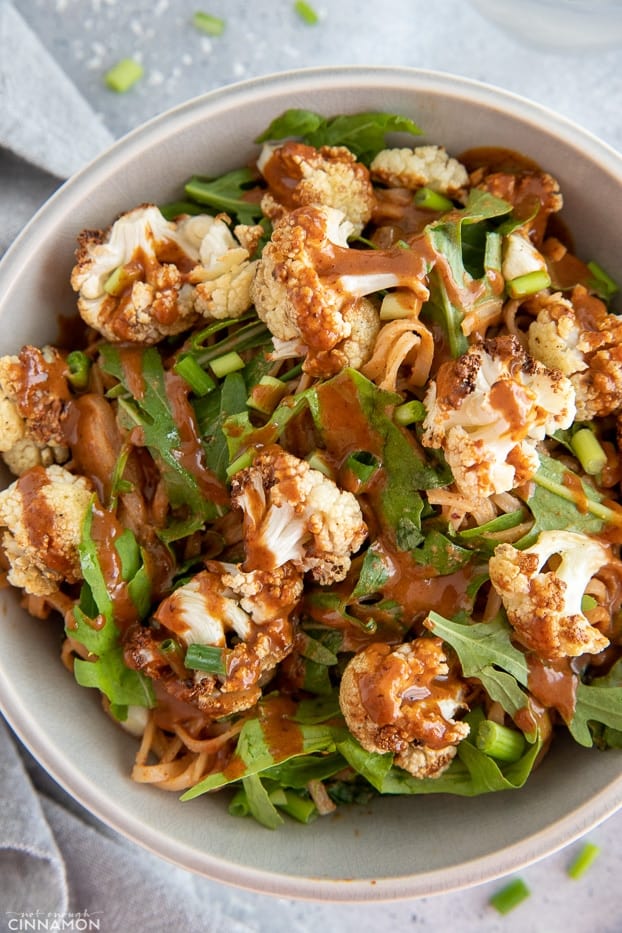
[1,66,622,903]
[470,0,622,50]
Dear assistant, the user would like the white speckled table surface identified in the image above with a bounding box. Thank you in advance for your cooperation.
[1,1,622,930]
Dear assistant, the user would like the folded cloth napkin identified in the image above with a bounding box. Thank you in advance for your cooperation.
[0,1,114,257]
[0,718,261,931]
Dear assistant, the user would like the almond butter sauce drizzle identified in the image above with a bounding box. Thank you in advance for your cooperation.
[221,694,303,781]
[14,346,72,416]
[16,467,75,578]
[88,500,142,633]
[113,347,228,507]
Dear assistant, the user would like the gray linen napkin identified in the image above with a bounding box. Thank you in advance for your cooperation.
[0,1,114,257]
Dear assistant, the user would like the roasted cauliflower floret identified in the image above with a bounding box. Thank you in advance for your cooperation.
[339,638,469,779]
[528,285,622,420]
[502,231,548,283]
[257,141,374,236]
[488,530,611,660]
[125,562,302,717]
[476,169,562,245]
[231,444,368,586]
[0,346,71,476]
[370,145,468,196]
[186,213,257,319]
[0,464,93,596]
[71,204,203,344]
[421,335,575,499]
[250,203,428,376]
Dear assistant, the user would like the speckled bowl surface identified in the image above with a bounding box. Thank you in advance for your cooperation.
[1,66,621,902]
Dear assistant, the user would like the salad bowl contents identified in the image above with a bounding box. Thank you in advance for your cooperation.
[1,68,621,900]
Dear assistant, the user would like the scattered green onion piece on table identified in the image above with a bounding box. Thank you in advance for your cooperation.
[104,58,144,93]
[185,643,227,676]
[66,351,91,390]
[567,841,601,879]
[294,1,319,24]
[192,11,226,35]
[414,187,454,212]
[476,719,526,762]
[210,351,245,379]
[394,399,426,426]
[506,269,551,299]
[489,878,531,914]
[570,427,607,476]
[174,354,216,396]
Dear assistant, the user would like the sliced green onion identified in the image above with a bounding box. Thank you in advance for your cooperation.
[192,11,226,35]
[570,427,607,476]
[159,638,188,677]
[476,719,526,762]
[276,790,317,823]
[587,260,619,301]
[294,0,319,24]
[379,291,418,320]
[185,643,227,675]
[210,351,245,379]
[246,375,289,415]
[268,787,288,807]
[306,450,334,478]
[506,269,551,299]
[344,450,380,485]
[174,354,216,396]
[414,187,454,212]
[66,350,91,389]
[104,58,144,93]
[567,841,600,879]
[279,362,304,382]
[489,878,530,914]
[228,788,250,817]
[226,448,255,478]
[581,594,598,612]
[394,399,426,426]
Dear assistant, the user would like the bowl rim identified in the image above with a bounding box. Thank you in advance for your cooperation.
[2,64,622,903]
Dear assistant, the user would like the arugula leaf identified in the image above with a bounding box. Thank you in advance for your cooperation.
[184,168,264,225]
[425,612,529,685]
[73,646,155,720]
[241,773,284,830]
[523,454,622,542]
[255,109,422,164]
[67,501,155,720]
[199,372,249,482]
[350,545,391,600]
[263,751,347,787]
[476,665,532,728]
[336,734,394,791]
[412,529,474,574]
[423,190,512,357]
[100,345,218,521]
[180,697,337,798]
[378,732,542,796]
[310,369,450,546]
[570,682,622,747]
